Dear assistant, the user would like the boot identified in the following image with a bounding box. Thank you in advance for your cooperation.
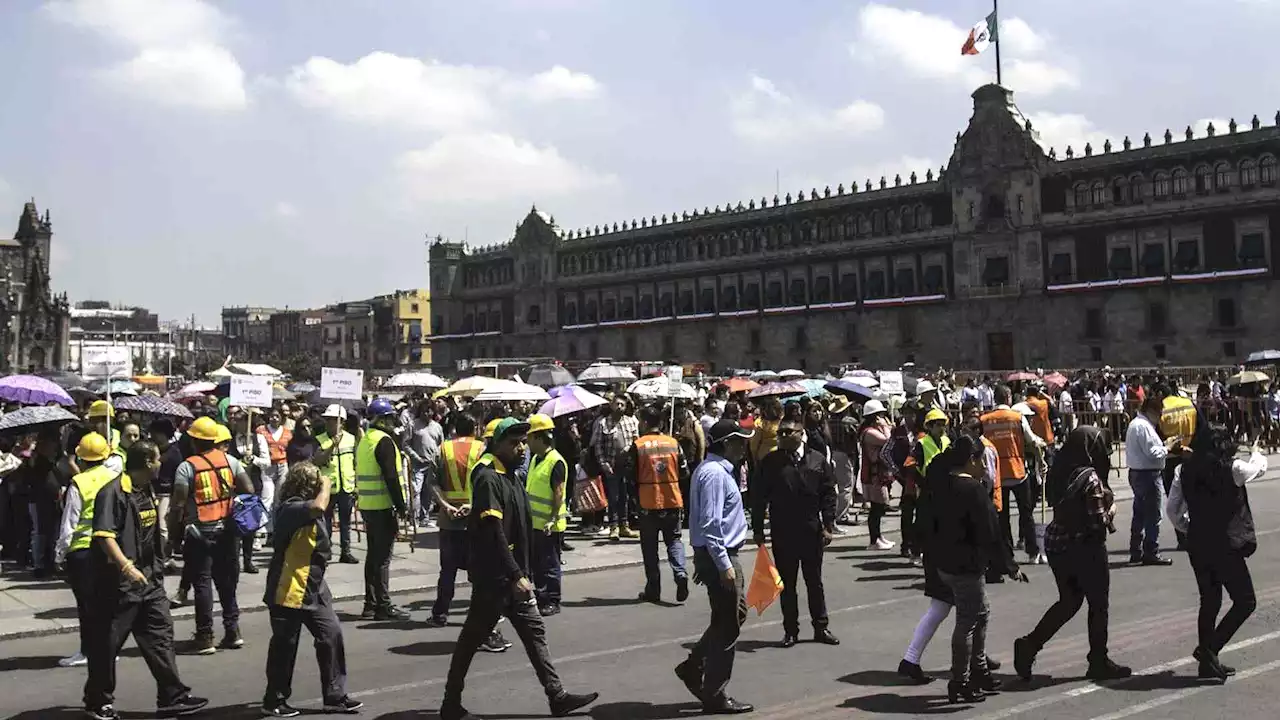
[1085,656,1133,681]
[621,525,639,539]
[1013,637,1036,681]
[549,691,599,717]
[439,698,477,720]
[1194,647,1231,681]
[946,680,986,704]
[897,659,932,684]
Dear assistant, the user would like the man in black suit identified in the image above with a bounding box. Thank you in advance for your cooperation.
[752,418,840,648]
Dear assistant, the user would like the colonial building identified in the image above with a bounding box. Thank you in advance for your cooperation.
[433,85,1280,372]
[1,201,71,373]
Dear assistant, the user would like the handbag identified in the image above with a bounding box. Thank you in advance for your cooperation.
[573,473,608,514]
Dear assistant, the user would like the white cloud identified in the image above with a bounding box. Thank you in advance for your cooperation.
[44,0,246,110]
[396,133,615,204]
[1192,117,1231,137]
[731,75,884,144]
[273,201,298,219]
[1026,112,1115,154]
[852,4,1075,97]
[284,53,602,131]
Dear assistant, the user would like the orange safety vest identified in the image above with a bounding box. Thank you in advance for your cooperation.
[187,449,235,524]
[1025,396,1054,445]
[440,437,486,504]
[980,436,1003,512]
[258,426,292,464]
[980,408,1026,481]
[634,434,682,511]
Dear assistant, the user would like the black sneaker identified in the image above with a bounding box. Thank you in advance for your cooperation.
[1085,657,1133,681]
[219,628,245,649]
[439,700,478,720]
[374,606,411,622]
[323,696,365,714]
[360,606,376,620]
[1013,637,1036,681]
[549,691,599,717]
[425,615,449,628]
[479,632,508,653]
[262,702,301,718]
[157,694,209,716]
[242,562,259,574]
[497,630,513,649]
[339,554,360,564]
[85,704,120,720]
[188,634,217,655]
[539,604,562,617]
[675,576,690,603]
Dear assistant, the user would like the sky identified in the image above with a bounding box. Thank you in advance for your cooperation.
[1,0,1278,326]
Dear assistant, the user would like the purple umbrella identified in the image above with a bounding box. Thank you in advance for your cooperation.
[824,379,877,402]
[0,375,75,406]
[746,380,810,399]
[538,385,608,418]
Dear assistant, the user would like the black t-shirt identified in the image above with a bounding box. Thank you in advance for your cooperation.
[156,441,185,495]
[264,498,332,610]
[91,475,162,600]
[468,456,533,588]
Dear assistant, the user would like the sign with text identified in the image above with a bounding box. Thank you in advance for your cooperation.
[664,365,684,395]
[230,375,273,408]
[321,367,365,400]
[878,371,904,396]
[81,346,131,379]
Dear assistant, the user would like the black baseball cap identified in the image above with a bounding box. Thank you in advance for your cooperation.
[708,419,754,445]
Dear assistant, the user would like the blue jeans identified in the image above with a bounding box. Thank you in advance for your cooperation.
[431,529,469,619]
[604,470,630,527]
[639,510,687,597]
[1128,469,1164,557]
[532,530,563,606]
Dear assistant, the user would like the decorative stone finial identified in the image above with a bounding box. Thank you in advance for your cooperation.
[1104,139,1111,153]
[1164,129,1173,144]
[760,197,767,207]
[910,171,917,184]
[837,183,845,195]
[784,192,792,204]
[1207,121,1216,137]
[713,205,720,213]
[772,194,779,206]
[1065,146,1074,158]
[894,174,902,187]
[641,217,648,228]
[926,169,934,182]
[1229,118,1237,134]
[682,211,690,220]
[865,180,872,191]
[1252,114,1261,130]
[879,176,887,189]
[956,131,961,143]
[1185,126,1193,140]
[1143,132,1151,147]
[1084,142,1093,156]
[703,207,710,215]
[1025,118,1032,132]
[808,188,817,200]
[748,199,755,210]
[824,186,831,198]
[939,165,945,177]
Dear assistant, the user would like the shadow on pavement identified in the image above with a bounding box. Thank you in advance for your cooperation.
[34,606,79,620]
[388,640,457,657]
[839,691,966,715]
[999,674,1077,693]
[1,582,68,591]
[857,573,920,583]
[1107,670,1206,692]
[856,560,914,572]
[560,596,645,608]
[837,669,923,687]
[0,654,63,672]
[588,700,703,719]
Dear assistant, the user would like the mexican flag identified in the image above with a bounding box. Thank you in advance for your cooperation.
[961,11,998,56]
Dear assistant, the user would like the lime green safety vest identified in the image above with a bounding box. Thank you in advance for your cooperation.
[317,431,357,495]
[526,448,569,533]
[355,428,403,511]
[920,434,951,473]
[68,464,120,553]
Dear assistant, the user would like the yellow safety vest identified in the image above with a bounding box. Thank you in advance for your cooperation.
[355,428,404,511]
[919,434,951,473]
[526,449,569,532]
[1160,395,1197,448]
[440,437,486,504]
[68,464,120,553]
[316,431,357,494]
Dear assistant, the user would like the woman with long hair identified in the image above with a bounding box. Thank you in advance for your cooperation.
[1166,423,1267,681]
[1013,426,1132,682]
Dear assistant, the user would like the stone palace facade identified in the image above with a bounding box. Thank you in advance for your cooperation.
[427,85,1280,373]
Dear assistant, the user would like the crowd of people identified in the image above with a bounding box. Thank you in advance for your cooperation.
[0,362,1271,718]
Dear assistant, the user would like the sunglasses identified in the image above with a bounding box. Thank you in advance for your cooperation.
[777,428,802,436]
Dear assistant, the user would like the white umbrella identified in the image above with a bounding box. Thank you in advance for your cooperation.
[627,376,697,400]
[750,370,779,381]
[778,369,806,379]
[443,376,503,397]
[386,372,449,390]
[471,379,551,403]
[842,375,879,388]
[577,363,637,382]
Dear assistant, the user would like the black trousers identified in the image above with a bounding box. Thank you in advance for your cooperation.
[1000,481,1039,555]
[1189,547,1257,654]
[444,582,563,702]
[362,509,397,611]
[264,598,348,706]
[186,530,240,637]
[1162,459,1188,549]
[1024,542,1110,662]
[83,583,189,709]
[325,492,356,556]
[773,531,828,635]
[900,494,918,555]
[685,547,747,703]
[868,502,888,542]
[431,528,470,619]
[65,550,94,656]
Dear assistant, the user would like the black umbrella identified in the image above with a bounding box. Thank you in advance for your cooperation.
[0,406,79,437]
[37,370,87,390]
[519,364,576,388]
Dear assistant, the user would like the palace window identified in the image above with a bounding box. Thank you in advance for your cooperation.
[1239,232,1266,268]
[1172,168,1189,195]
[872,211,884,234]
[1049,252,1074,283]
[1217,298,1237,328]
[583,300,598,324]
[813,276,832,303]
[1174,239,1201,273]
[788,278,807,306]
[865,270,887,299]
[923,263,946,294]
[602,298,617,322]
[894,267,916,296]
[1215,162,1232,192]
[982,256,1010,287]
[678,290,694,314]
[1112,177,1129,204]
[743,283,761,309]
[1262,156,1277,185]
[639,295,654,319]
[621,297,635,320]
[1109,246,1134,278]
[765,281,783,307]
[1130,174,1145,202]
[837,273,858,302]
[1084,309,1104,339]
[658,292,673,316]
[1090,181,1106,206]
[1074,183,1089,207]
[1140,243,1166,277]
[1195,165,1212,194]
[1154,172,1171,199]
[1149,302,1168,335]
[721,285,738,311]
[699,288,716,314]
[1241,159,1258,188]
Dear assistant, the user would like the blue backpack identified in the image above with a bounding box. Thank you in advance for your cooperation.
[231,494,268,537]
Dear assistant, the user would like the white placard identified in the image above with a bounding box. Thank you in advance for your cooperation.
[878,370,905,396]
[664,365,683,394]
[321,367,364,400]
[230,375,273,408]
[81,346,131,379]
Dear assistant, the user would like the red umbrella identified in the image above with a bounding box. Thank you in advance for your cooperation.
[1042,372,1069,391]
[718,377,760,393]
[1006,371,1038,382]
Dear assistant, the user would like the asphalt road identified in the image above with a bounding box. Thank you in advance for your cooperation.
[4,479,1280,720]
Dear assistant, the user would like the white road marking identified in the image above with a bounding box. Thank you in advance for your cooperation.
[1087,658,1280,720]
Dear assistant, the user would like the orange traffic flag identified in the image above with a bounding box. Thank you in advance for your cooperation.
[745,545,784,616]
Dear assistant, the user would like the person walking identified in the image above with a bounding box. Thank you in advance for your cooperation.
[752,417,839,649]
[1125,396,1181,566]
[675,419,756,715]
[981,386,1046,565]
[1013,426,1132,682]
[1166,424,1268,681]
[83,441,208,720]
[426,414,486,627]
[858,400,895,551]
[315,405,359,565]
[261,462,363,717]
[623,406,689,605]
[525,413,569,615]
[356,397,412,621]
[439,418,598,720]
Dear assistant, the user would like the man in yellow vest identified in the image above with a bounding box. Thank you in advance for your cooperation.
[623,407,689,604]
[355,397,410,621]
[912,409,952,474]
[54,432,120,669]
[1159,384,1197,550]
[426,414,486,627]
[526,413,569,616]
[317,404,360,565]
[86,401,125,474]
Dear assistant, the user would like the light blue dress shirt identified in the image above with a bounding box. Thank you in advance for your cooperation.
[689,453,748,572]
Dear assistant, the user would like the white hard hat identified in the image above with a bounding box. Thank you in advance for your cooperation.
[1011,402,1036,417]
[915,379,937,394]
[862,399,888,416]
[322,404,348,420]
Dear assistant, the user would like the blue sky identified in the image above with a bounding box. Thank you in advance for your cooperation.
[2,0,1277,325]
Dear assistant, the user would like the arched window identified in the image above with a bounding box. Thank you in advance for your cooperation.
[844,215,856,239]
[900,207,913,232]
[1261,155,1277,185]
[1241,159,1258,188]
[1172,168,1188,195]
[1112,177,1129,205]
[1215,162,1232,191]
[1195,164,1212,194]
[914,205,926,229]
[1074,183,1089,207]
[858,214,870,234]
[872,210,883,234]
[696,239,706,260]
[1129,174,1145,203]
[1154,171,1170,199]
[1090,180,1106,206]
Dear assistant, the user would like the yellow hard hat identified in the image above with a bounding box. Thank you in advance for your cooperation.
[213,424,232,444]
[188,416,221,442]
[527,413,555,434]
[483,418,502,439]
[86,400,114,419]
[76,432,111,462]
[924,408,949,425]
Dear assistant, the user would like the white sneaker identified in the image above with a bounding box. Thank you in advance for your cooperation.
[872,538,896,551]
[1031,553,1047,565]
[594,526,612,537]
[58,652,86,667]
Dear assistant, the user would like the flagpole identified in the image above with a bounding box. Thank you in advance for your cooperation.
[993,0,1003,86]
